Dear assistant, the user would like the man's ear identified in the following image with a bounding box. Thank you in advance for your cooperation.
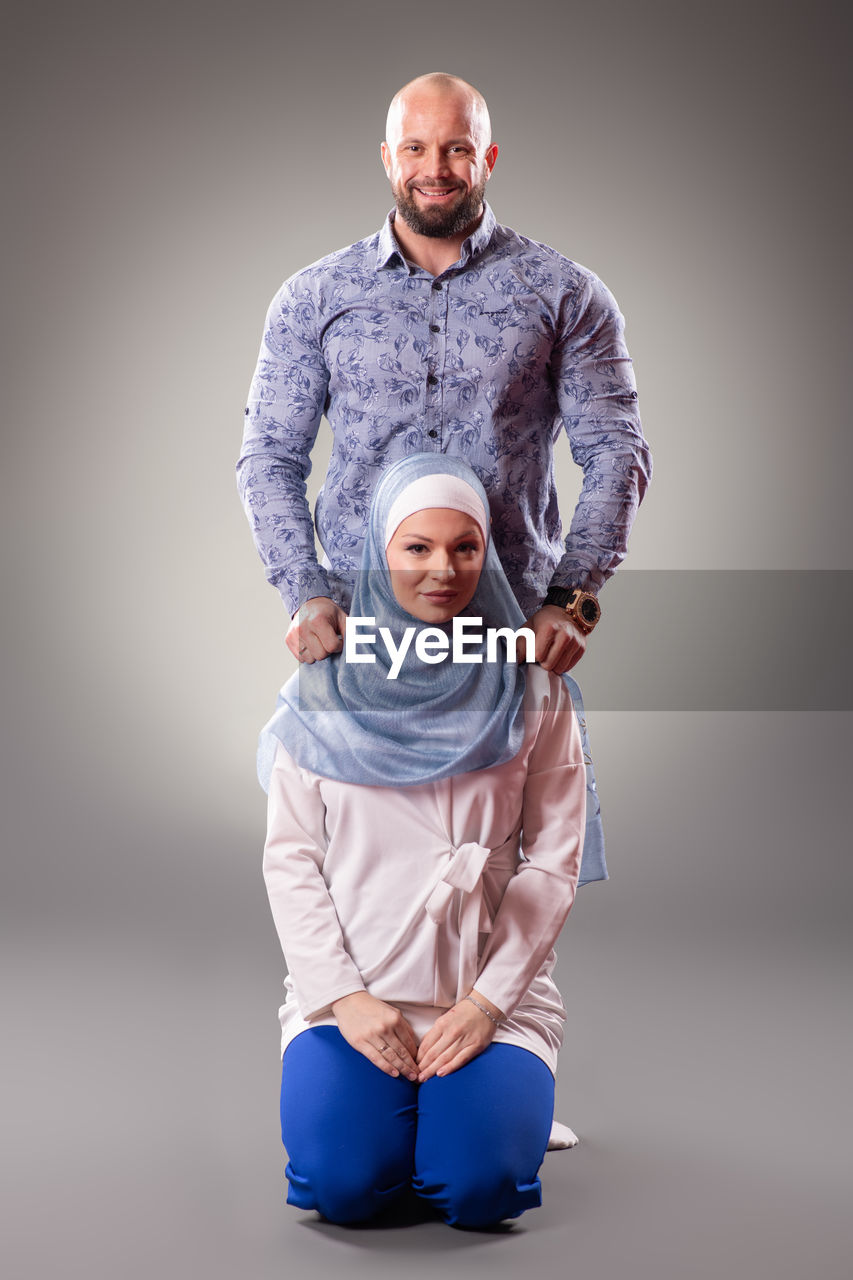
[485,143,499,178]
[380,141,392,178]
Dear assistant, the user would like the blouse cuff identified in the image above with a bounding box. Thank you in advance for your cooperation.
[299,978,367,1023]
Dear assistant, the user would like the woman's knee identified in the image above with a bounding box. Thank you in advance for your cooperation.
[280,1029,417,1222]
[413,1045,553,1226]
[414,1157,542,1228]
[280,1027,417,1220]
[286,1151,411,1224]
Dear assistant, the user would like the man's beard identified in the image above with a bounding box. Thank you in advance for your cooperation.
[392,176,488,239]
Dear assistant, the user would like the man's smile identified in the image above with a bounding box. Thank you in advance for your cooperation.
[410,184,463,200]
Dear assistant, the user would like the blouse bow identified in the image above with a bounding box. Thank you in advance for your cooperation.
[425,841,493,1003]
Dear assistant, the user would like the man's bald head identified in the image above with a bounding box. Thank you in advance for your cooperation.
[381,72,498,245]
[385,73,492,150]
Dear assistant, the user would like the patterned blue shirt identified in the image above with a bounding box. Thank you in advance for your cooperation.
[238,204,651,618]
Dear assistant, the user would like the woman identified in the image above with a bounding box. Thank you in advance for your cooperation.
[260,454,593,1228]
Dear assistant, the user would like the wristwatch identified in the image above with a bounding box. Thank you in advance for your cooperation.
[542,585,601,634]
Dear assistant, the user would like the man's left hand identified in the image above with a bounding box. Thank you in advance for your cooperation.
[521,605,588,674]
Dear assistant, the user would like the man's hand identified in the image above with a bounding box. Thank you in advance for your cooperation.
[286,596,348,663]
[331,991,419,1081]
[416,990,503,1082]
[520,604,588,675]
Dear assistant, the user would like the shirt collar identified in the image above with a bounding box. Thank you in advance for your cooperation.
[460,202,497,264]
[376,202,497,272]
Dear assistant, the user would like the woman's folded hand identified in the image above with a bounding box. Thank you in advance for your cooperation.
[416,990,504,1082]
[331,991,419,1081]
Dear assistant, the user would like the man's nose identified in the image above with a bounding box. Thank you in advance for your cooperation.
[422,145,451,176]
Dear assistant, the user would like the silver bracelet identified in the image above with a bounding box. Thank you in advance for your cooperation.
[464,993,504,1025]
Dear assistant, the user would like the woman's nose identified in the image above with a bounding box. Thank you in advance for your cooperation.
[428,552,455,579]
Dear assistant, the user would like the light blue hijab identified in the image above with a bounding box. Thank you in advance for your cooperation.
[258,454,607,885]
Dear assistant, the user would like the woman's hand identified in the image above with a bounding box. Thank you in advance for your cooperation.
[331,991,419,1081]
[416,990,505,1082]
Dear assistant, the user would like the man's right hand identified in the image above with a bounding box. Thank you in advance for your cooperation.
[286,596,348,663]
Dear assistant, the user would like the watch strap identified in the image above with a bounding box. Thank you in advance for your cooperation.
[543,585,575,610]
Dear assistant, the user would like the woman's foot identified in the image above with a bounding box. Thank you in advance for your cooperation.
[547,1120,579,1151]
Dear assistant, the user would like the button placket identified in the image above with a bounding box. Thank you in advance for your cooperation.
[425,279,448,447]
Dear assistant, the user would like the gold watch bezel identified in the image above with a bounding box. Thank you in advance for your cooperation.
[566,588,601,634]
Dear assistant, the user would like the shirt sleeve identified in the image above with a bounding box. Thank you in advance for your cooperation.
[550,270,652,595]
[262,743,366,1019]
[236,277,333,617]
[473,675,586,1018]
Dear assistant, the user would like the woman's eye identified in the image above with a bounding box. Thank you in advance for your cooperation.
[457,542,479,554]
[404,543,428,554]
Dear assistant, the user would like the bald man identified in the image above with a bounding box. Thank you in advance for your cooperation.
[238,73,651,673]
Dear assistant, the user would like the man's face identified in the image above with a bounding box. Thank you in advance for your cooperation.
[381,88,498,240]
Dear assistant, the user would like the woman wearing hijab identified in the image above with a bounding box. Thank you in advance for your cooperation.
[259,454,601,1229]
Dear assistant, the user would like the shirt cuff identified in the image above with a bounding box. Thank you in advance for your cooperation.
[279,565,335,618]
[548,559,602,597]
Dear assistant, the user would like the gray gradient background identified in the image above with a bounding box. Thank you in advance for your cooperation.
[3,1,851,1277]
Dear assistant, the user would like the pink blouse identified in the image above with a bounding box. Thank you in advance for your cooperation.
[263,665,586,1074]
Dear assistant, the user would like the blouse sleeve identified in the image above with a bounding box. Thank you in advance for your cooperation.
[262,742,366,1019]
[473,674,586,1019]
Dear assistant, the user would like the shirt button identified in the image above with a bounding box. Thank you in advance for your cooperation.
[428,429,438,438]
[430,324,440,333]
[427,374,438,386]
[432,282,443,291]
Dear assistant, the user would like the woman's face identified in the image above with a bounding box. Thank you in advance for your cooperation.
[386,507,486,623]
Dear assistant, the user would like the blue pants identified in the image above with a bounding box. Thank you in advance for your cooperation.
[280,1026,555,1228]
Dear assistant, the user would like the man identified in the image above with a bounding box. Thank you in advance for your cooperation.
[238,73,651,673]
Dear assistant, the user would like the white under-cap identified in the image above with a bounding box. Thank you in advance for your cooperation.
[384,473,489,548]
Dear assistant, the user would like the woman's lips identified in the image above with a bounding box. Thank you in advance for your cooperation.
[421,590,458,602]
